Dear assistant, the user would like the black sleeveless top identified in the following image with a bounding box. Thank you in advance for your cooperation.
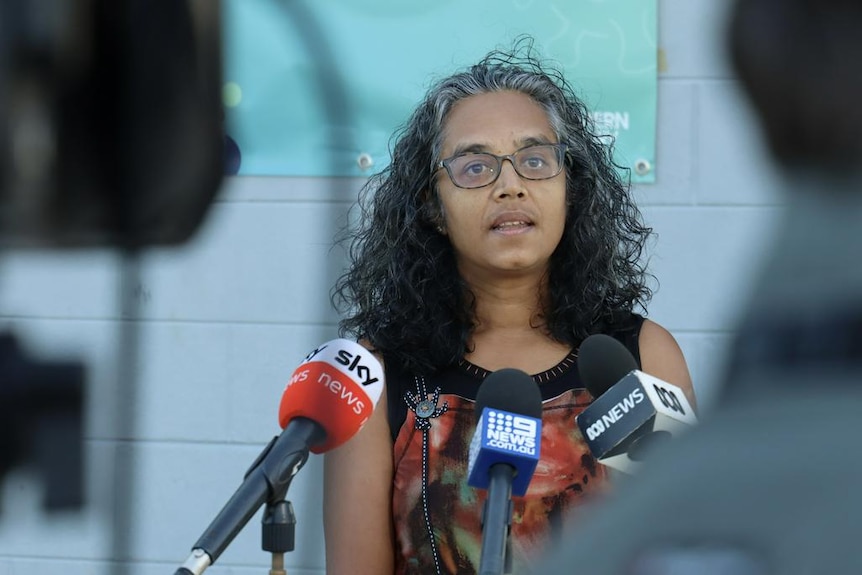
[384,312,645,575]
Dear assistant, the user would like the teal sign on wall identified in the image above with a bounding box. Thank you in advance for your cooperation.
[223,0,658,183]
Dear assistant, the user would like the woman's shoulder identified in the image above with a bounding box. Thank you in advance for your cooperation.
[636,318,697,410]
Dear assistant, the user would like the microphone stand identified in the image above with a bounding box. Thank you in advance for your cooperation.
[478,464,515,575]
[261,499,296,575]
[174,417,325,575]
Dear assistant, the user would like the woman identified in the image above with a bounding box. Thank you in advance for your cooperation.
[324,39,695,575]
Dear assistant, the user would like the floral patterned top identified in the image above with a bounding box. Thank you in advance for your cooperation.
[385,313,645,575]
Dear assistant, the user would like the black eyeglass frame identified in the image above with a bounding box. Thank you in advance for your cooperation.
[435,143,568,189]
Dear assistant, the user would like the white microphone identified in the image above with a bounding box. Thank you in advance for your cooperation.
[575,334,696,474]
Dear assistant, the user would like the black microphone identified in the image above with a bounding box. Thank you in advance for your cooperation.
[467,368,543,575]
[575,334,697,473]
[578,333,640,398]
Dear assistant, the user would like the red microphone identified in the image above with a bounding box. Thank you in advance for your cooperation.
[278,338,384,453]
[176,339,384,575]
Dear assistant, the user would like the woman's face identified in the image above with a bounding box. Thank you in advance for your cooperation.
[435,90,567,282]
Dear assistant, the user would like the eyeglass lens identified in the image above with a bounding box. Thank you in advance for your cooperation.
[444,144,563,188]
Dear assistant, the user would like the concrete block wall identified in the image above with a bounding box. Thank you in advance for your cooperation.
[0,1,788,573]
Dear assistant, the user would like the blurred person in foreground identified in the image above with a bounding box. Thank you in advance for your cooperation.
[538,1,862,573]
[322,37,695,575]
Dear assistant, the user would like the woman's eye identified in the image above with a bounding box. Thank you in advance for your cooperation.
[458,157,494,176]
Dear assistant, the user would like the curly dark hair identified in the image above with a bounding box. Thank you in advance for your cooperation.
[332,37,653,375]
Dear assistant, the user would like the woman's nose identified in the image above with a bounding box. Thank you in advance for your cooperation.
[493,159,527,198]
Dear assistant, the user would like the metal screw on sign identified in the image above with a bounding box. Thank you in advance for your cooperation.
[634,159,652,177]
[357,153,374,171]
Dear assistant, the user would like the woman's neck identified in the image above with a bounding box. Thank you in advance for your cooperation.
[469,273,546,332]
[463,272,570,374]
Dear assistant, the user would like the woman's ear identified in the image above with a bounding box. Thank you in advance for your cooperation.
[420,188,446,234]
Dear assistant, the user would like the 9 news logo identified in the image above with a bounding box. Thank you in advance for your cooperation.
[484,410,539,455]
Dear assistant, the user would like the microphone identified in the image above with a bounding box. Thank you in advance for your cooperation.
[277,339,384,453]
[467,368,542,575]
[175,338,384,575]
[575,334,696,474]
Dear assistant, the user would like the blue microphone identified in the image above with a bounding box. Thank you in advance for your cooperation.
[467,368,542,575]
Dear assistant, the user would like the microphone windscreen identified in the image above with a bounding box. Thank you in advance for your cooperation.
[278,339,384,454]
[475,368,542,419]
[578,334,639,398]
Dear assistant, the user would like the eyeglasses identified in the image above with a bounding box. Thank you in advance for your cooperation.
[436,143,567,189]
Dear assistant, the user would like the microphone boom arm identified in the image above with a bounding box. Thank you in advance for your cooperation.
[175,417,325,575]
